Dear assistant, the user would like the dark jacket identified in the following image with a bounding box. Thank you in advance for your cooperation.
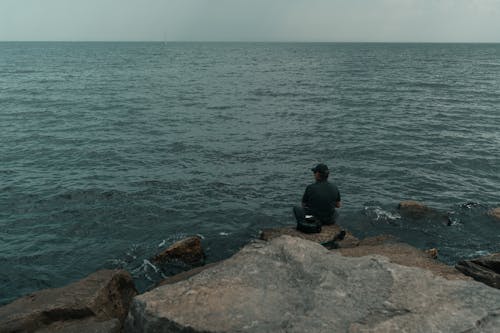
[302,180,341,223]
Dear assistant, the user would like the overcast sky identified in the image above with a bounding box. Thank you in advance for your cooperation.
[1,0,499,42]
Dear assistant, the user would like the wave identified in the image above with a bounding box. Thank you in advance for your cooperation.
[363,205,401,224]
[53,188,129,202]
[251,88,297,98]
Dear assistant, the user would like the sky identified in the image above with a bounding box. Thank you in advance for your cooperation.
[1,0,500,42]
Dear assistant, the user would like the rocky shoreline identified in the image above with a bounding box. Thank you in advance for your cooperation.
[2,201,500,332]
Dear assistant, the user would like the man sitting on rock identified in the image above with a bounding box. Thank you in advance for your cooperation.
[294,163,342,227]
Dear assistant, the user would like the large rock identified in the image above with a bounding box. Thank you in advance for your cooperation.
[0,269,137,333]
[36,318,121,333]
[456,253,500,289]
[156,263,220,288]
[339,235,467,281]
[260,224,359,248]
[152,236,204,265]
[398,200,451,225]
[125,236,500,333]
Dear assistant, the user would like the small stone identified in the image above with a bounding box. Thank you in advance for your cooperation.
[488,207,500,220]
[425,248,439,259]
[152,236,205,264]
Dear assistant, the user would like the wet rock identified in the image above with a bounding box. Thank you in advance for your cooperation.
[0,269,137,333]
[36,318,121,333]
[398,200,435,217]
[456,253,500,289]
[125,236,500,333]
[156,262,220,288]
[488,207,500,220]
[152,236,204,265]
[398,200,451,224]
[425,248,439,259]
[260,224,359,248]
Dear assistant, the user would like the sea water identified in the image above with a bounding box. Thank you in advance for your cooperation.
[1,42,499,305]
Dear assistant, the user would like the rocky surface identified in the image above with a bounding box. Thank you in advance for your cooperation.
[36,318,121,333]
[456,253,500,289]
[0,269,137,333]
[156,262,219,288]
[339,235,467,281]
[125,236,500,333]
[152,236,205,265]
[260,223,359,248]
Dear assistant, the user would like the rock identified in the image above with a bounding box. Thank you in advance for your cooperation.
[357,234,399,246]
[156,262,220,288]
[36,318,121,333]
[488,207,500,220]
[339,236,466,281]
[260,224,359,248]
[125,236,500,333]
[152,236,204,264]
[398,200,433,216]
[0,269,137,333]
[425,248,439,259]
[398,200,429,210]
[456,253,500,289]
[398,200,451,224]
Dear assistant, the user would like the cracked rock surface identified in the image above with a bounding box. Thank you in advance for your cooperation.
[456,253,500,289]
[0,269,137,333]
[125,236,500,333]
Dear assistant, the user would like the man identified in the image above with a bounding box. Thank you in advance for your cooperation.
[294,163,341,225]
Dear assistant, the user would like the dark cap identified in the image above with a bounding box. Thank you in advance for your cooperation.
[311,163,329,174]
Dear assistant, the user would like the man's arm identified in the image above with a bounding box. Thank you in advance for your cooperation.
[301,186,310,208]
[335,189,341,208]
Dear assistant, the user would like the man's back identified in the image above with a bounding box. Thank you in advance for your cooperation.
[302,180,341,223]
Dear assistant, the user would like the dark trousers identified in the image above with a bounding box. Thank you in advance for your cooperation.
[293,206,336,225]
[293,206,307,223]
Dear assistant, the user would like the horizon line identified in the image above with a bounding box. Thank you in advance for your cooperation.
[1,40,500,44]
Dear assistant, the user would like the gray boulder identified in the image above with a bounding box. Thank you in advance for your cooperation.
[456,253,500,289]
[339,235,467,281]
[0,269,137,333]
[125,236,500,333]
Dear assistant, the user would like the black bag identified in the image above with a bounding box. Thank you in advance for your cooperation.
[297,216,322,234]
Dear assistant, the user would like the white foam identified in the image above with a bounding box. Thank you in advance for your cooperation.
[143,259,159,273]
[364,206,401,221]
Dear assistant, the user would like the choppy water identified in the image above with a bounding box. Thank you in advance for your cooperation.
[1,42,499,305]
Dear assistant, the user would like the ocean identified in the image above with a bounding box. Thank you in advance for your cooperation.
[1,42,499,305]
